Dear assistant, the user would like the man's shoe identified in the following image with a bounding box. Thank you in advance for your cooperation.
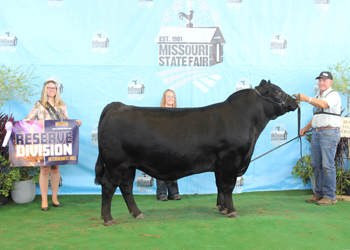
[306,194,323,203]
[173,195,181,200]
[316,197,338,206]
[168,195,181,200]
[158,197,168,201]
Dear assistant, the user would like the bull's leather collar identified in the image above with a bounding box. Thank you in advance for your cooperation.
[255,89,289,112]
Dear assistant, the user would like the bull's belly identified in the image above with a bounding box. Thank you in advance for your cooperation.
[137,162,215,181]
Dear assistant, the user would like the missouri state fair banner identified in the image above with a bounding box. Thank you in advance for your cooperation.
[2,0,350,194]
[8,120,79,167]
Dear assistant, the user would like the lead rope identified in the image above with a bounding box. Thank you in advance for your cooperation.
[298,94,303,160]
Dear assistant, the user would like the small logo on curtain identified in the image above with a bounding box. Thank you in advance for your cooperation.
[271,123,288,146]
[91,124,98,147]
[235,77,252,92]
[92,31,109,54]
[233,177,244,193]
[47,0,64,7]
[127,77,145,101]
[47,76,64,93]
[227,0,243,9]
[155,0,225,92]
[0,29,17,53]
[314,0,330,10]
[48,174,63,194]
[138,0,154,8]
[314,84,320,94]
[135,171,154,193]
[270,32,287,55]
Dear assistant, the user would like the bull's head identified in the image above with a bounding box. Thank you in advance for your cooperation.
[255,80,299,117]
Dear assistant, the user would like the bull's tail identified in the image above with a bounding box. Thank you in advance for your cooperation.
[98,102,115,127]
[94,154,104,185]
[95,102,124,185]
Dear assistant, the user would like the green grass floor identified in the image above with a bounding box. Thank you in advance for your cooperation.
[1,190,349,250]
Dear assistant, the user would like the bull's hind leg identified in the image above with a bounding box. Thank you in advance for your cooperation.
[119,167,145,219]
[215,172,227,215]
[101,184,118,226]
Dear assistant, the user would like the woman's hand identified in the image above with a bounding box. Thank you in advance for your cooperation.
[77,120,82,126]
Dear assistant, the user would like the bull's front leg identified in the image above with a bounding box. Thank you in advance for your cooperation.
[101,184,118,226]
[223,183,240,218]
[219,168,240,218]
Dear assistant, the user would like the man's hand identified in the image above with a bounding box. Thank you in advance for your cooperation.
[300,127,308,136]
[293,93,308,102]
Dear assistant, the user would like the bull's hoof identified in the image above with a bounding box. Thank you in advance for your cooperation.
[228,212,240,218]
[219,208,228,216]
[135,213,146,219]
[104,220,118,226]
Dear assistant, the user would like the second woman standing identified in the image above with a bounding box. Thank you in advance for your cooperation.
[156,89,181,201]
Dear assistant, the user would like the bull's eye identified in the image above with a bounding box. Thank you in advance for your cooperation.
[274,90,282,97]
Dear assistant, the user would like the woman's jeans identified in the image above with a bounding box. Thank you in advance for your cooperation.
[311,128,340,199]
[156,179,179,200]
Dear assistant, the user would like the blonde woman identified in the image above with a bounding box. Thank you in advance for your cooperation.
[156,89,181,201]
[23,78,82,211]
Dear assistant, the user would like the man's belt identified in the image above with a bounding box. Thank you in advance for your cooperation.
[314,127,340,131]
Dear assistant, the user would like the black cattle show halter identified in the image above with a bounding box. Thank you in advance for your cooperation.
[251,91,304,162]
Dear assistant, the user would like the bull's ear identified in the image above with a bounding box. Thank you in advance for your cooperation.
[259,79,268,87]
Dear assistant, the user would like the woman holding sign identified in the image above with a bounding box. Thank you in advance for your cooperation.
[23,78,82,211]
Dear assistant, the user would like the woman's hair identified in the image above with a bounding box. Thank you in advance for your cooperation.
[160,89,177,108]
[39,79,66,108]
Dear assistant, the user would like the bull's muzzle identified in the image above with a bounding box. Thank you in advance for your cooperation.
[287,95,300,112]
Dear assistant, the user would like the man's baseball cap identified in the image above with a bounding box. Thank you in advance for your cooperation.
[315,71,333,80]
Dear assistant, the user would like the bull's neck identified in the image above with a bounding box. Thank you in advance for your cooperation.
[226,90,277,134]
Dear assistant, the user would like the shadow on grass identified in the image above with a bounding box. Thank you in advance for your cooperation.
[89,189,316,225]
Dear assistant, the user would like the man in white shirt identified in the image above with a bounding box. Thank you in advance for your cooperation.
[296,71,341,205]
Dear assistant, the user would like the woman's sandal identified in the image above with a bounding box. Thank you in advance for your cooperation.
[41,206,49,211]
[52,202,62,207]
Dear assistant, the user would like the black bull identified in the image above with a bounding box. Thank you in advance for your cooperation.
[95,80,299,226]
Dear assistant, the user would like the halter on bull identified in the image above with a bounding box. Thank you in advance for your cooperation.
[95,79,299,226]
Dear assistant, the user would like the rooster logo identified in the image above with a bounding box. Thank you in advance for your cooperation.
[178,10,194,28]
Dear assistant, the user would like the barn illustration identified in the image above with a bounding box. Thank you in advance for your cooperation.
[314,0,330,4]
[155,27,226,66]
[271,128,288,140]
[236,79,252,92]
[270,35,287,50]
[91,34,109,48]
[0,32,17,46]
[136,172,154,187]
[127,80,145,94]
[91,130,97,142]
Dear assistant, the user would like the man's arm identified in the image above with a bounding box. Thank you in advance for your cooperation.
[294,93,329,109]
